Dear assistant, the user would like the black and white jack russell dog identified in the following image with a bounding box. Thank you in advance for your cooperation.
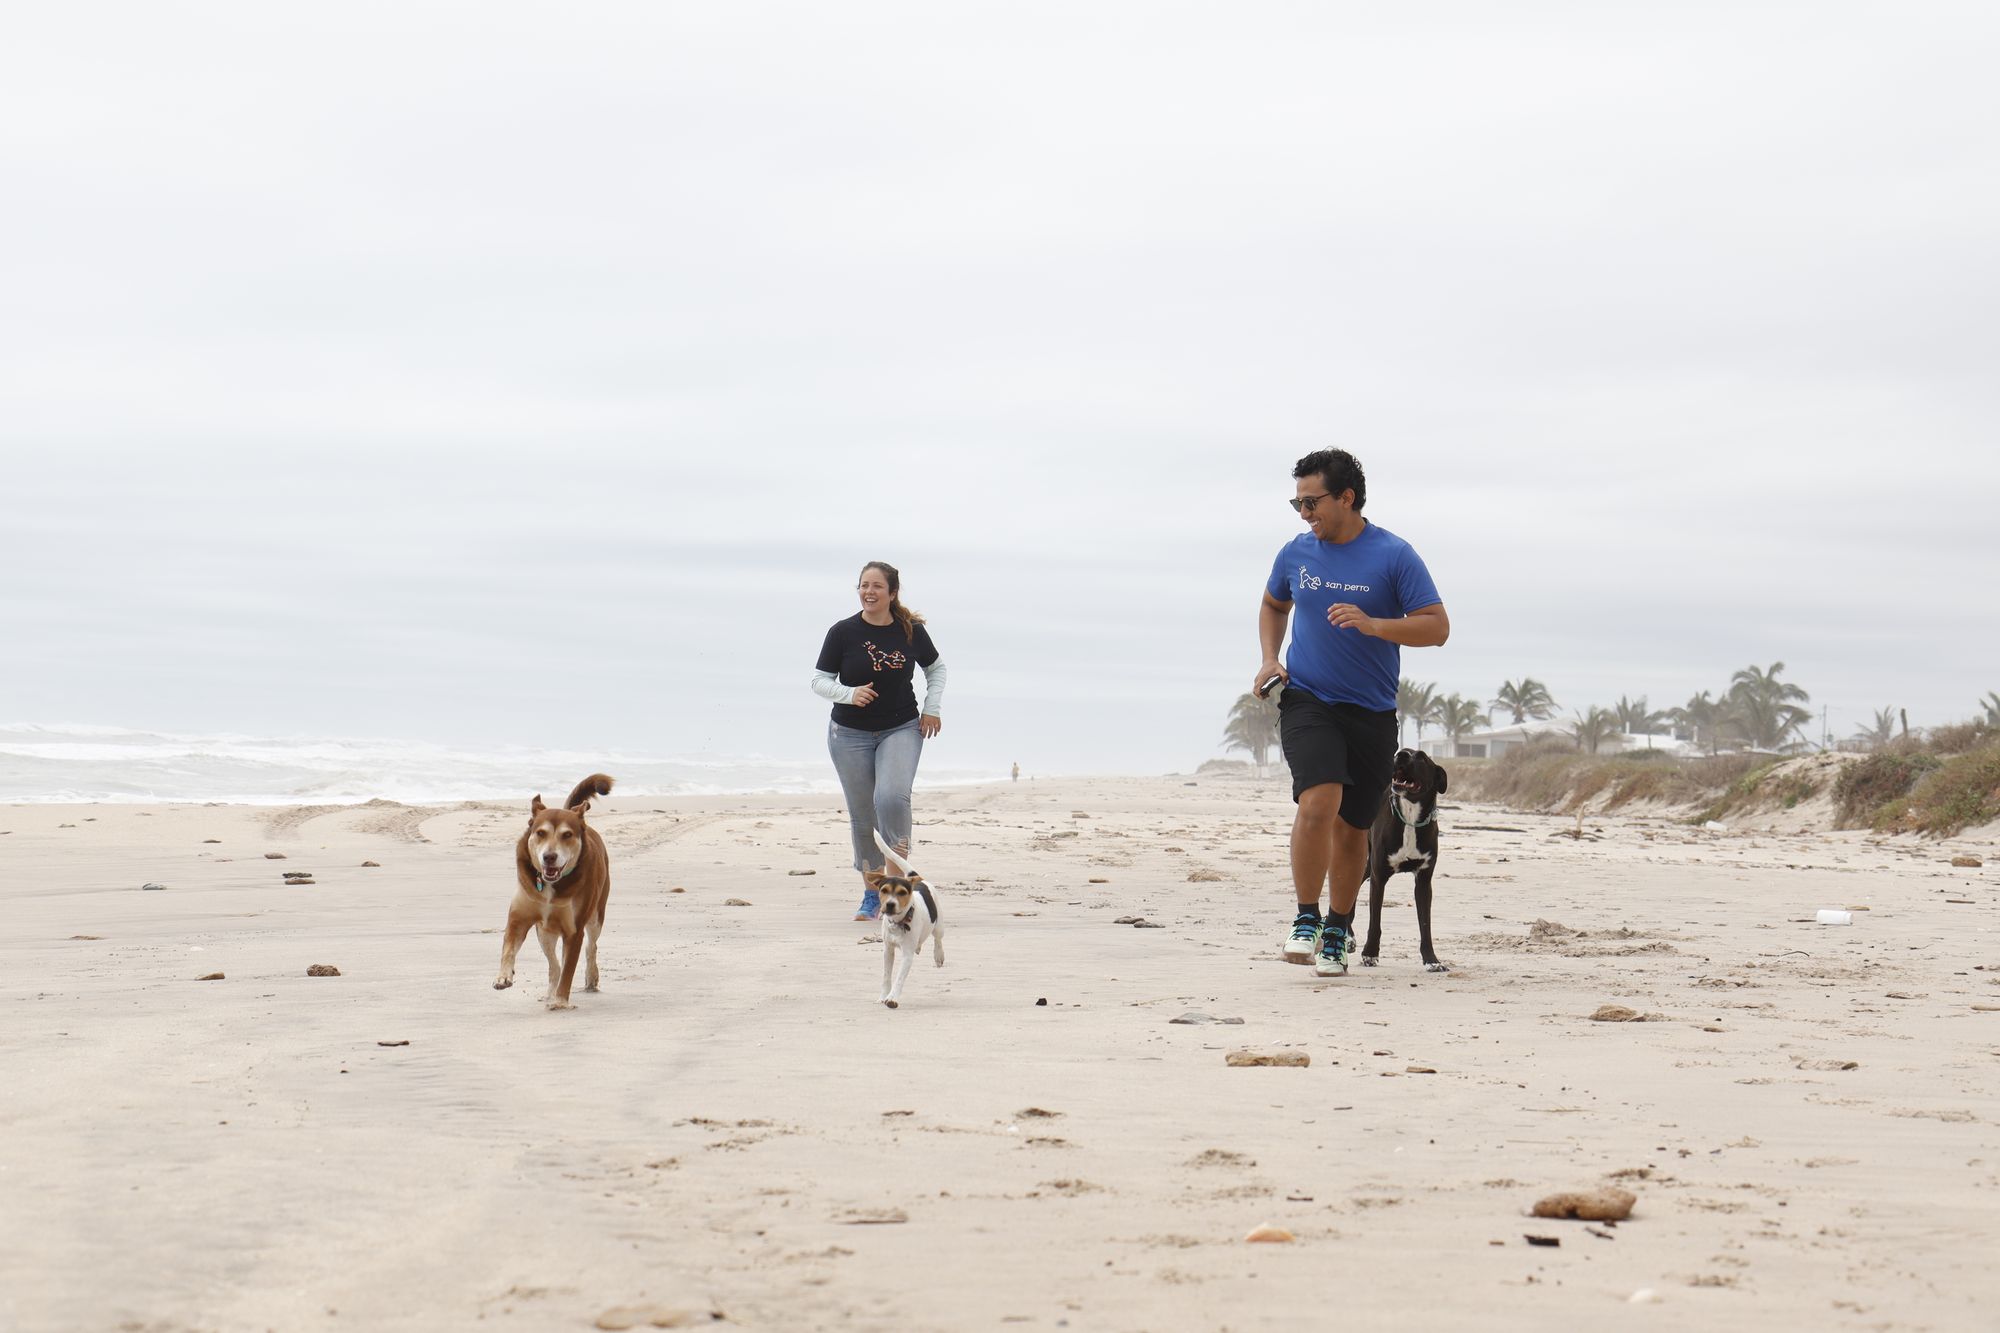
[866,829,946,1008]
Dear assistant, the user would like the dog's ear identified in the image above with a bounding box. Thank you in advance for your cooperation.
[569,799,591,815]
[1435,766,1449,794]
[531,794,546,814]
[862,870,888,889]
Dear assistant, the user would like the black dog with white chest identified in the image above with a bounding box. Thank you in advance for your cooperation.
[1360,747,1449,972]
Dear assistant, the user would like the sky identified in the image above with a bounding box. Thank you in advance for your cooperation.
[4,2,1997,777]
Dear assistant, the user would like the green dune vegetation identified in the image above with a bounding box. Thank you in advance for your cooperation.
[1445,713,1998,836]
[1219,674,2000,836]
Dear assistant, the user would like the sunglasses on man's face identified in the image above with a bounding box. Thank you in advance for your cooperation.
[1289,492,1334,514]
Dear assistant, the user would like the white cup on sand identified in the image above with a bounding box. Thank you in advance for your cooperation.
[1816,909,1853,925]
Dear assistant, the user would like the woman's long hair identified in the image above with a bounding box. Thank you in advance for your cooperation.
[860,560,924,640]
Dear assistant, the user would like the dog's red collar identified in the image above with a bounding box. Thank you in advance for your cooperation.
[892,881,939,931]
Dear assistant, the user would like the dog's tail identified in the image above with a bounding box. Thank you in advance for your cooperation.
[564,773,615,810]
[871,828,913,875]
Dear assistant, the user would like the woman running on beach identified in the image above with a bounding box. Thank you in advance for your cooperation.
[812,560,947,920]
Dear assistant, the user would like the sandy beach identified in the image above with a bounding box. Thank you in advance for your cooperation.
[5,775,1998,1332]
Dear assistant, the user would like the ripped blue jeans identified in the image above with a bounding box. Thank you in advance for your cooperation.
[827,718,923,870]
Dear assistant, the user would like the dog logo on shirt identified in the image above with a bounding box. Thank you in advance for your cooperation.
[1297,565,1371,594]
[863,641,907,671]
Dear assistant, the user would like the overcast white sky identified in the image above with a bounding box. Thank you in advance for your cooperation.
[4,2,1997,775]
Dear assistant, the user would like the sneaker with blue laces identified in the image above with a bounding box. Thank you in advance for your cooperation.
[1282,909,1323,964]
[854,887,881,921]
[1314,921,1354,977]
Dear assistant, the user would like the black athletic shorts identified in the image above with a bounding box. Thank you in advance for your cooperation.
[1277,688,1399,827]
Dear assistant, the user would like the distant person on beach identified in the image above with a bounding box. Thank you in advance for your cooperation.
[813,561,947,920]
[1011,762,1020,782]
[1254,449,1448,976]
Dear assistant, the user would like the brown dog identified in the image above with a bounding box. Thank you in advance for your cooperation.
[493,774,613,1010]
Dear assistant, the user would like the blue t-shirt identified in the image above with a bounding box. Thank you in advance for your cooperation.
[1265,522,1442,712]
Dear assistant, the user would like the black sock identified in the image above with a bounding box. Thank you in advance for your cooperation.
[1329,910,1354,934]
[1295,904,1321,920]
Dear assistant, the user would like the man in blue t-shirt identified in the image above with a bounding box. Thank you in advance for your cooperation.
[1255,448,1449,977]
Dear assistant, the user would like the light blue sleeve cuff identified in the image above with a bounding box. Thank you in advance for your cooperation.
[811,670,857,705]
[920,660,947,716]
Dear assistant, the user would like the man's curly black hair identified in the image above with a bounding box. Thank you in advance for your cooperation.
[1293,448,1366,514]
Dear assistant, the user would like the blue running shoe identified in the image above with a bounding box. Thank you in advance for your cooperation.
[854,887,881,921]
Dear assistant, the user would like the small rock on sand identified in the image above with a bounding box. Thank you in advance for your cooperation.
[264,852,287,860]
[1186,869,1226,882]
[1531,1187,1637,1221]
[787,869,816,876]
[360,860,380,867]
[1227,1050,1309,1067]
[1952,855,1983,868]
[202,838,221,844]
[1169,1012,1246,1025]
[1244,1225,1295,1243]
[724,898,752,907]
[1589,1004,1643,1022]
[1088,877,1109,883]
[197,972,224,981]
[306,964,341,977]
[141,883,167,891]
[377,1040,409,1047]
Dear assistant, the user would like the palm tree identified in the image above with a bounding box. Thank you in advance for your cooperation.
[1614,695,1667,737]
[1726,661,1812,750]
[1222,691,1282,775]
[1672,690,1724,755]
[1981,691,2000,726]
[1569,706,1619,755]
[1491,677,1559,725]
[1397,679,1438,746]
[1434,694,1486,754]
[1851,707,1897,750]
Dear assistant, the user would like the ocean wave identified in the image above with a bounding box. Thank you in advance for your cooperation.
[0,723,998,804]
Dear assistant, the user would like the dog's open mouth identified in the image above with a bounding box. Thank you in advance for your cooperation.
[539,864,565,884]
[1392,778,1420,793]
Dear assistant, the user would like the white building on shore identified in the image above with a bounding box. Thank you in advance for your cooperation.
[1418,720,1696,760]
